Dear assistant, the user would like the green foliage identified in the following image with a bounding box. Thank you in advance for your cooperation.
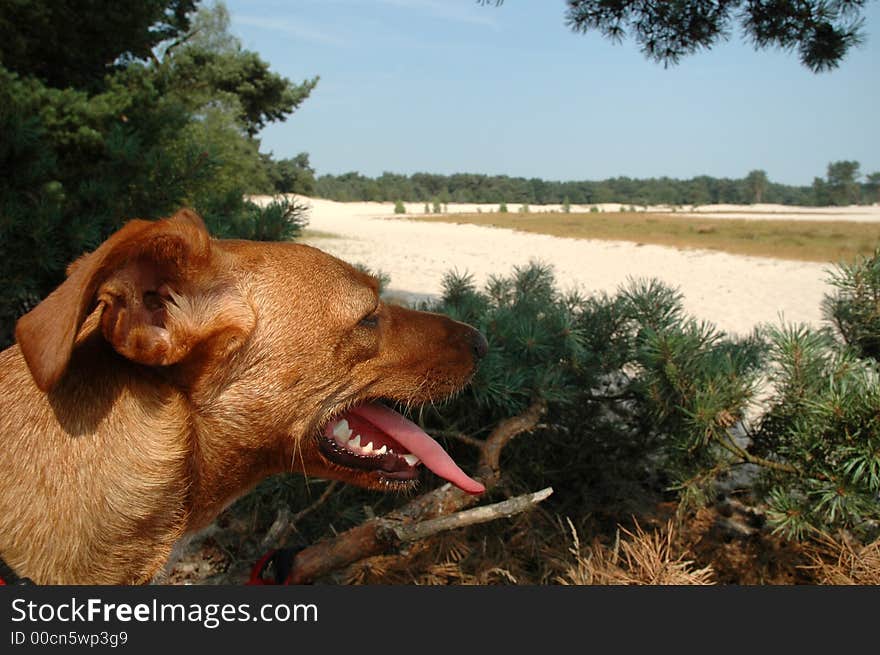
[0,0,316,346]
[351,263,391,294]
[563,0,868,72]
[432,198,442,213]
[823,248,880,361]
[865,173,880,204]
[746,169,768,204]
[518,204,530,214]
[0,0,196,90]
[418,259,879,541]
[164,4,318,138]
[201,197,308,241]
[562,197,571,213]
[825,160,862,206]
[312,162,878,208]
[263,152,316,195]
[753,325,880,539]
[394,200,406,214]
[412,266,756,522]
[498,202,508,213]
[426,263,588,418]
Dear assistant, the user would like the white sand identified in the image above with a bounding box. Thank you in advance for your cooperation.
[251,196,880,338]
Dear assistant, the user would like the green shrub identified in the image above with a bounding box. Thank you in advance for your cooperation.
[394,200,406,214]
[423,260,880,541]
[823,248,880,360]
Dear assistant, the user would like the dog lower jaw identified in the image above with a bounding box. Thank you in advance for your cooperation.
[317,435,421,480]
[310,400,485,495]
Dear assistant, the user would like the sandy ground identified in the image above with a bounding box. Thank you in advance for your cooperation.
[251,196,880,337]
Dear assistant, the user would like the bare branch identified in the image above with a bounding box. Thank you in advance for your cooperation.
[259,481,340,550]
[378,487,553,544]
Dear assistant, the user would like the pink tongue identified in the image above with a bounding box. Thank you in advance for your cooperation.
[349,403,485,495]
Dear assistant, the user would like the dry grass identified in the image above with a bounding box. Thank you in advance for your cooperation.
[803,536,880,585]
[300,228,341,240]
[169,481,878,586]
[556,518,715,585]
[342,531,520,585]
[409,212,880,263]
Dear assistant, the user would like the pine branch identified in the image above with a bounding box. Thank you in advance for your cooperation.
[716,432,801,475]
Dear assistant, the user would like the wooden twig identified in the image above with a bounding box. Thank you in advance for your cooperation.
[716,433,801,475]
[434,430,484,448]
[478,399,547,485]
[259,481,339,550]
[377,487,553,544]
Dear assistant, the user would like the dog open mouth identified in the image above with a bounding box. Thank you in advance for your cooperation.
[318,402,485,494]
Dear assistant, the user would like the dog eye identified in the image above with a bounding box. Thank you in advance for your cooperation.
[359,312,380,328]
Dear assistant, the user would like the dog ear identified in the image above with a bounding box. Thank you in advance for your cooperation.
[14,209,243,392]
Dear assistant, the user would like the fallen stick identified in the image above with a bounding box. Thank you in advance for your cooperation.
[377,486,553,544]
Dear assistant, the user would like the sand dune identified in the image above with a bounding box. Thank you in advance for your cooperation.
[251,196,880,337]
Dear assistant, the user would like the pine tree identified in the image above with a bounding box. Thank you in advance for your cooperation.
[0,1,314,347]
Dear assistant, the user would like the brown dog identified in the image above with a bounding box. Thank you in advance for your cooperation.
[0,209,487,584]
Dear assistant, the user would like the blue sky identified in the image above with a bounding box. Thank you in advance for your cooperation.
[224,0,880,186]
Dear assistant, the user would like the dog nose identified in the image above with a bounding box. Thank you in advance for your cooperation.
[471,329,489,361]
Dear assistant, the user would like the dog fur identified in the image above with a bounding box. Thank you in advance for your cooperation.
[0,209,485,584]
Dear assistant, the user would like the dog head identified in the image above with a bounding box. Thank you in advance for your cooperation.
[15,209,487,499]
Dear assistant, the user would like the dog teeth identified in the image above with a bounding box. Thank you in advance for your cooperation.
[402,454,420,467]
[347,435,362,449]
[332,419,352,442]
[362,441,374,455]
[375,445,387,455]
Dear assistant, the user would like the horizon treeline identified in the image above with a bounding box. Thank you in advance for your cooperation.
[304,163,880,207]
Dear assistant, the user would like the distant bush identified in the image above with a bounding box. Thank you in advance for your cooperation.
[519,204,530,214]
[499,202,508,213]
[394,200,406,214]
[590,206,599,213]
[424,203,430,214]
[432,199,442,213]
[204,197,309,242]
[563,197,571,213]
[352,263,391,294]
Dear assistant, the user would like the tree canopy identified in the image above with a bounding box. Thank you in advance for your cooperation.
[0,0,314,346]
[0,0,196,89]
[481,1,869,71]
[311,162,878,207]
